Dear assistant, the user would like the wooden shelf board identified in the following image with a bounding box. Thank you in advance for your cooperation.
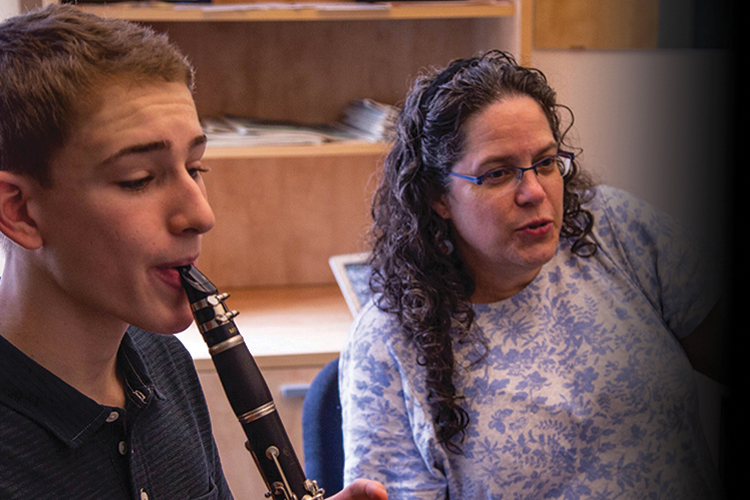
[203,140,391,159]
[78,1,514,22]
[175,283,355,367]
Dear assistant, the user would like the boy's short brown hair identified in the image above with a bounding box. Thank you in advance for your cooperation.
[0,4,194,187]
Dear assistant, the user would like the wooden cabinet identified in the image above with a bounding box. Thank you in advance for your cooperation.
[534,0,660,49]
[75,1,530,495]
[178,285,349,497]
[198,362,329,499]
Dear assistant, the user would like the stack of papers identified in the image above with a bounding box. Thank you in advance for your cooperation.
[201,99,400,147]
[337,99,399,142]
[201,115,358,147]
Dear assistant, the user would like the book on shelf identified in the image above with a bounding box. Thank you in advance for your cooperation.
[201,99,399,148]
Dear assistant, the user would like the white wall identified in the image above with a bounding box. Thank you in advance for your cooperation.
[0,0,20,20]
[532,49,733,260]
[1,0,14,269]
[1,0,19,270]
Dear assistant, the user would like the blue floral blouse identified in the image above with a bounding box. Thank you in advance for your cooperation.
[339,186,723,500]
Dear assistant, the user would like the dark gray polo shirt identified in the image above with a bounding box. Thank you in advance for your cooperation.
[0,326,233,500]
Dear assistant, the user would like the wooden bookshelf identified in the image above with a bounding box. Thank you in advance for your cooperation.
[78,0,531,167]
[78,1,516,23]
[203,139,391,159]
[65,0,534,293]
[91,1,527,289]
[64,2,531,496]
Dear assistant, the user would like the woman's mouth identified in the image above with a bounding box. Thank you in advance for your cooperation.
[518,219,553,236]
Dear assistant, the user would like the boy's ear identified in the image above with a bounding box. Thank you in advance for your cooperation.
[0,171,43,250]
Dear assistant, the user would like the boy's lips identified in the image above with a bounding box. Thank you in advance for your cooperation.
[153,267,183,290]
[154,258,197,289]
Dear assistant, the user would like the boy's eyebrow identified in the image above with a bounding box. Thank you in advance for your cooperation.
[189,134,208,151]
[99,134,208,167]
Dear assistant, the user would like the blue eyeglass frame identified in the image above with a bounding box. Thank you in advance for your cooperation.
[449,152,575,186]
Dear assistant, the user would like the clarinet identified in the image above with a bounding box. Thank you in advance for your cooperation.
[178,265,325,500]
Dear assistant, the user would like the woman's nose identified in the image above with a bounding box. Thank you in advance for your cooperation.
[514,167,547,206]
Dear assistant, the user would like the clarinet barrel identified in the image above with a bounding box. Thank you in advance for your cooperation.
[178,265,324,500]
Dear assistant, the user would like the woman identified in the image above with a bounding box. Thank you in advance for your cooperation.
[339,50,723,499]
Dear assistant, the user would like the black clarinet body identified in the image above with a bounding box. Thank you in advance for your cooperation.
[178,265,324,500]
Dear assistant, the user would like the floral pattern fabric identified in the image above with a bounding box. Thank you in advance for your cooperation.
[340,186,723,500]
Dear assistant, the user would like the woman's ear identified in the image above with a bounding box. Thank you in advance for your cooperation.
[431,193,452,220]
[0,171,43,250]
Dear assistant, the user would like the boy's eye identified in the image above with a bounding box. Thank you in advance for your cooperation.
[188,165,210,179]
[118,176,153,191]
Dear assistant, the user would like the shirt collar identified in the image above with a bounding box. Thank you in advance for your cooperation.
[0,328,162,448]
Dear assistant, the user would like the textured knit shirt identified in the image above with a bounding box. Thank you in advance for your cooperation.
[0,326,233,500]
[340,186,724,500]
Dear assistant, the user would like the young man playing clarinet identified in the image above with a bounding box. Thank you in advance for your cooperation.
[0,5,387,500]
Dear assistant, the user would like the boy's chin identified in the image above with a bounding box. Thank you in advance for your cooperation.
[133,310,195,335]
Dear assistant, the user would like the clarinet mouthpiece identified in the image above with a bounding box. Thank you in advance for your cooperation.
[178,265,217,303]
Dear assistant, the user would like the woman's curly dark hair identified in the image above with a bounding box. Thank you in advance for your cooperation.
[368,50,597,453]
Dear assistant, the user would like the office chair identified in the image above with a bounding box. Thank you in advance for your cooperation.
[302,253,369,494]
[302,358,344,495]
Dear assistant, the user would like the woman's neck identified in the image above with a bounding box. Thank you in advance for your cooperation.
[470,267,542,304]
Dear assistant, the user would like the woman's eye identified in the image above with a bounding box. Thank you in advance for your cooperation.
[486,168,513,181]
[535,156,560,174]
[538,158,554,167]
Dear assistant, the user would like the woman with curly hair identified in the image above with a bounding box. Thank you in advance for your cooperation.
[339,50,723,499]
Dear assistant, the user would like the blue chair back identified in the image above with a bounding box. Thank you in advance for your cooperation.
[302,358,344,495]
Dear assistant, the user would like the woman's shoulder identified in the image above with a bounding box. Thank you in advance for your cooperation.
[350,298,403,339]
[342,298,412,366]
[583,184,678,243]
[583,184,648,216]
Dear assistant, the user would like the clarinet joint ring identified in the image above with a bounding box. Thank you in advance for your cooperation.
[238,401,277,424]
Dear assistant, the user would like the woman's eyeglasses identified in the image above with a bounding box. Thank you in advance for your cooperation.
[449,152,574,187]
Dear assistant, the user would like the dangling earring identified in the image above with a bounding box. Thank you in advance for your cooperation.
[439,239,454,256]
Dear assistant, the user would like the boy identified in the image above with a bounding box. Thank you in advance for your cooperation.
[0,5,386,500]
